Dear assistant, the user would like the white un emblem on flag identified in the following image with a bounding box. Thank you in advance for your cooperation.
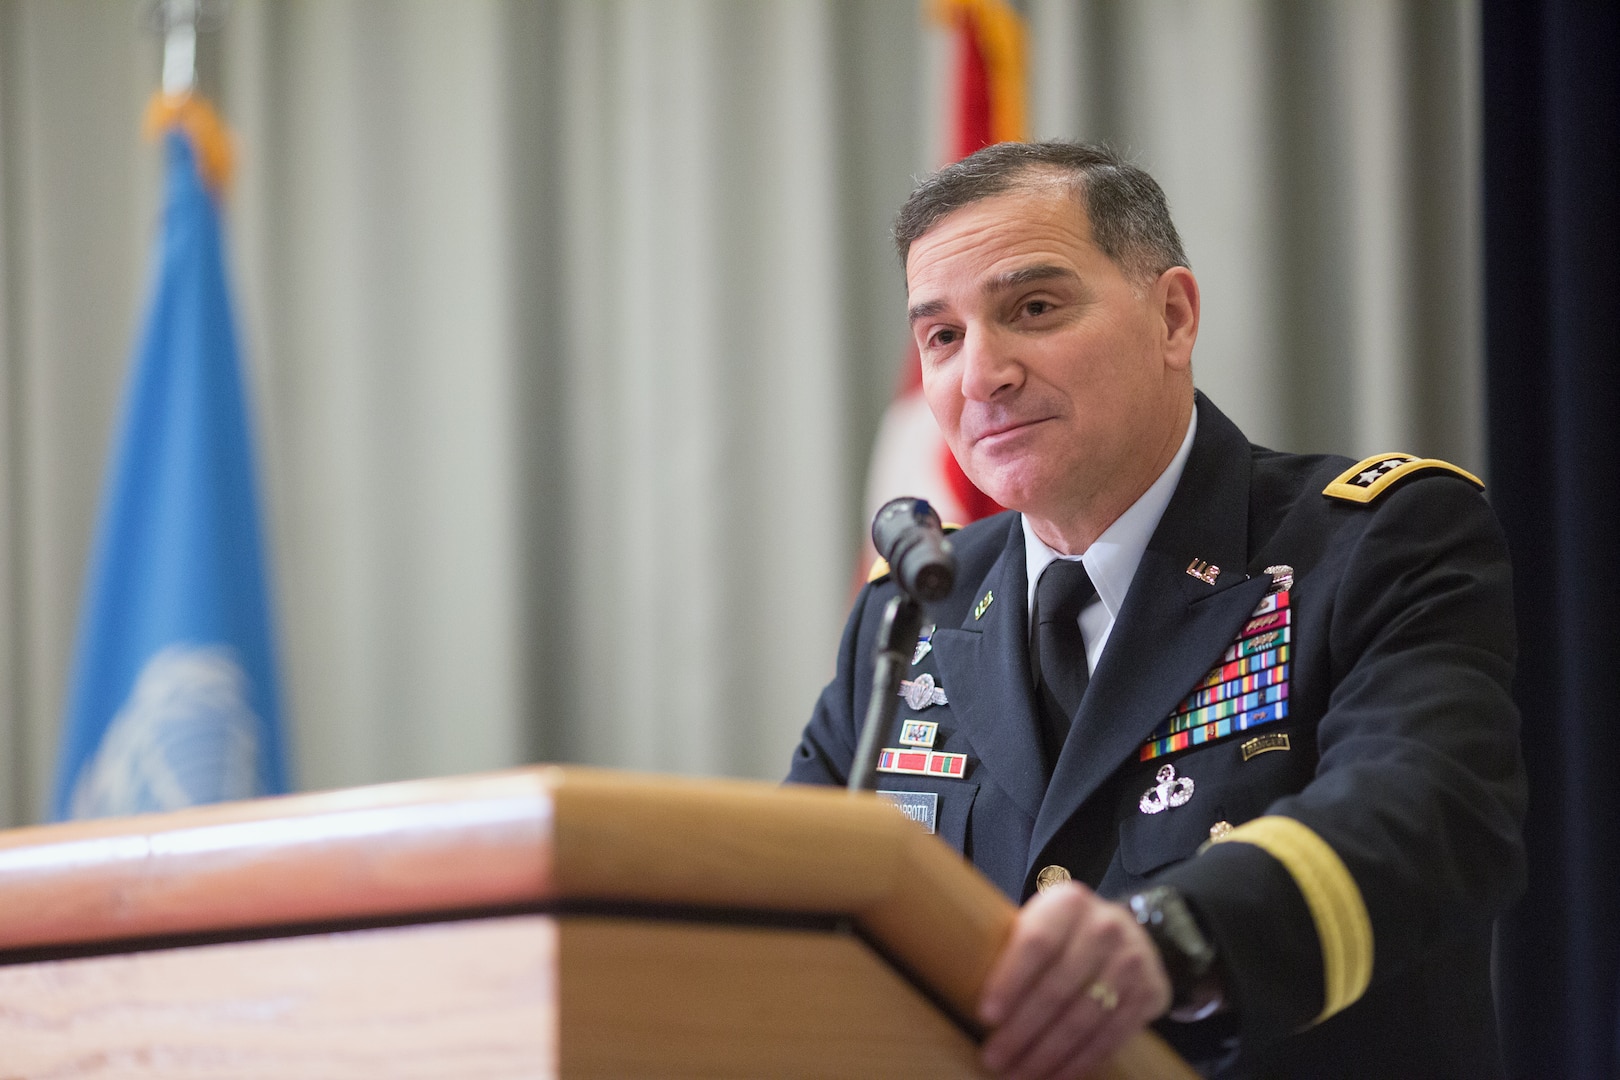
[69,645,263,819]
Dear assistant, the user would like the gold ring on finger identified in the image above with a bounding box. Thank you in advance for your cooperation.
[1087,980,1119,1011]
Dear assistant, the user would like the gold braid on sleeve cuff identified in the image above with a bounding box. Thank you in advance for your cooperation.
[1207,815,1374,1024]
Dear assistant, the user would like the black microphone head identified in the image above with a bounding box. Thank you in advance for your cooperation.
[871,497,957,603]
[871,496,937,550]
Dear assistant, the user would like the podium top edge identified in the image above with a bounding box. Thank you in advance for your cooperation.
[0,768,1008,969]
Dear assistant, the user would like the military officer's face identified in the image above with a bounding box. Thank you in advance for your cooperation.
[906,182,1196,538]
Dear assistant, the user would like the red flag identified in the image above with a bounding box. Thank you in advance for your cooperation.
[858,0,1027,585]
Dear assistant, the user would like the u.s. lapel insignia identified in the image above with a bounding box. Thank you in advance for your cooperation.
[1185,559,1220,585]
[899,672,948,711]
[1139,764,1195,814]
[973,590,994,620]
[898,719,938,748]
[912,623,936,665]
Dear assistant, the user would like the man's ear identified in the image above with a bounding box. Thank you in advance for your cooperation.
[1157,267,1199,371]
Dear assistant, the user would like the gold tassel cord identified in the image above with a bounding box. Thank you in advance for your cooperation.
[143,92,236,196]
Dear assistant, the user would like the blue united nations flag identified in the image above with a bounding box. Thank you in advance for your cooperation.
[51,96,289,820]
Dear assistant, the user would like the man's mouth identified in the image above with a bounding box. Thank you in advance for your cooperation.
[971,416,1052,444]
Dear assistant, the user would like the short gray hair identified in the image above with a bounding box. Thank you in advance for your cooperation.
[893,141,1189,281]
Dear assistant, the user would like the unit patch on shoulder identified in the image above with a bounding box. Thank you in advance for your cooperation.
[1322,453,1484,504]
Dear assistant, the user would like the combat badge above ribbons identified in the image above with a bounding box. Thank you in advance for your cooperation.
[1322,453,1483,503]
[1139,584,1293,761]
[899,673,948,711]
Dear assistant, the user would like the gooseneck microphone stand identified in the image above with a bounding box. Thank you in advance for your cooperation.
[848,593,926,792]
[848,497,955,793]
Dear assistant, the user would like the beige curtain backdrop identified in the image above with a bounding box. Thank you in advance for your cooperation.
[0,0,1481,826]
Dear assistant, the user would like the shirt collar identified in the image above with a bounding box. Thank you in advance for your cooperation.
[1023,405,1198,619]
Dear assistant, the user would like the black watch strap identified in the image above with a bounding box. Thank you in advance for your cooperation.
[1128,884,1219,1009]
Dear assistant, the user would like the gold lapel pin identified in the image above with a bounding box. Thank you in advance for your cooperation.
[1185,559,1220,585]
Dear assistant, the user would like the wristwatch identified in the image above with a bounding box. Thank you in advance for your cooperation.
[1127,884,1223,1018]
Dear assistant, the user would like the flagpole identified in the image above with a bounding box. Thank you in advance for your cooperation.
[159,0,199,97]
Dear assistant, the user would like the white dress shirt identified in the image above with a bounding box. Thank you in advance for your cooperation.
[1022,407,1198,675]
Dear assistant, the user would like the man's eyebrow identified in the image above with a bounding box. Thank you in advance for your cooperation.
[907,298,948,324]
[907,265,1079,323]
[988,264,1079,291]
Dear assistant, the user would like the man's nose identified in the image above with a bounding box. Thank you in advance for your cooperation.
[959,325,1022,401]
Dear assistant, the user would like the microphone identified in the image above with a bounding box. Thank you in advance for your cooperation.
[871,497,957,603]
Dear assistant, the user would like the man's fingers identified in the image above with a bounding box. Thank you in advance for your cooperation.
[982,975,1085,1076]
[981,908,1109,1073]
[1056,1000,1145,1080]
[979,885,1091,1025]
[1054,953,1171,1080]
[996,944,1160,1080]
[978,884,1176,1080]
[990,972,1115,1080]
[1007,956,1167,1080]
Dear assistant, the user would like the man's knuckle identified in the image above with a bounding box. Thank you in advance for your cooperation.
[1091,916,1125,950]
[1022,922,1066,955]
[1048,882,1089,914]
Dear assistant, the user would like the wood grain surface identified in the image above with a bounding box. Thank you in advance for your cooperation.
[0,915,557,1079]
[559,916,990,1079]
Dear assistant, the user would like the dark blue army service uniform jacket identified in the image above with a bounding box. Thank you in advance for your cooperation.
[788,394,1526,1078]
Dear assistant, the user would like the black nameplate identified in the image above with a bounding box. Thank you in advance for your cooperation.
[877,790,938,834]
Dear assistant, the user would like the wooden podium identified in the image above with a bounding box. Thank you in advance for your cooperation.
[0,767,1195,1079]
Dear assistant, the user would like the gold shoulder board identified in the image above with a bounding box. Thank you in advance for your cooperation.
[865,522,963,583]
[1323,454,1483,504]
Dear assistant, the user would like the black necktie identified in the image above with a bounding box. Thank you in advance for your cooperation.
[1031,559,1096,767]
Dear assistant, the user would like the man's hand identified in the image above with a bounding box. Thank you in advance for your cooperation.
[978,881,1173,1080]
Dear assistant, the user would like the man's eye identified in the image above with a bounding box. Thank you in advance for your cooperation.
[927,328,961,348]
[1023,300,1053,317]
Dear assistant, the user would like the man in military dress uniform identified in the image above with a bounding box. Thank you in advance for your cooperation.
[788,142,1526,1079]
